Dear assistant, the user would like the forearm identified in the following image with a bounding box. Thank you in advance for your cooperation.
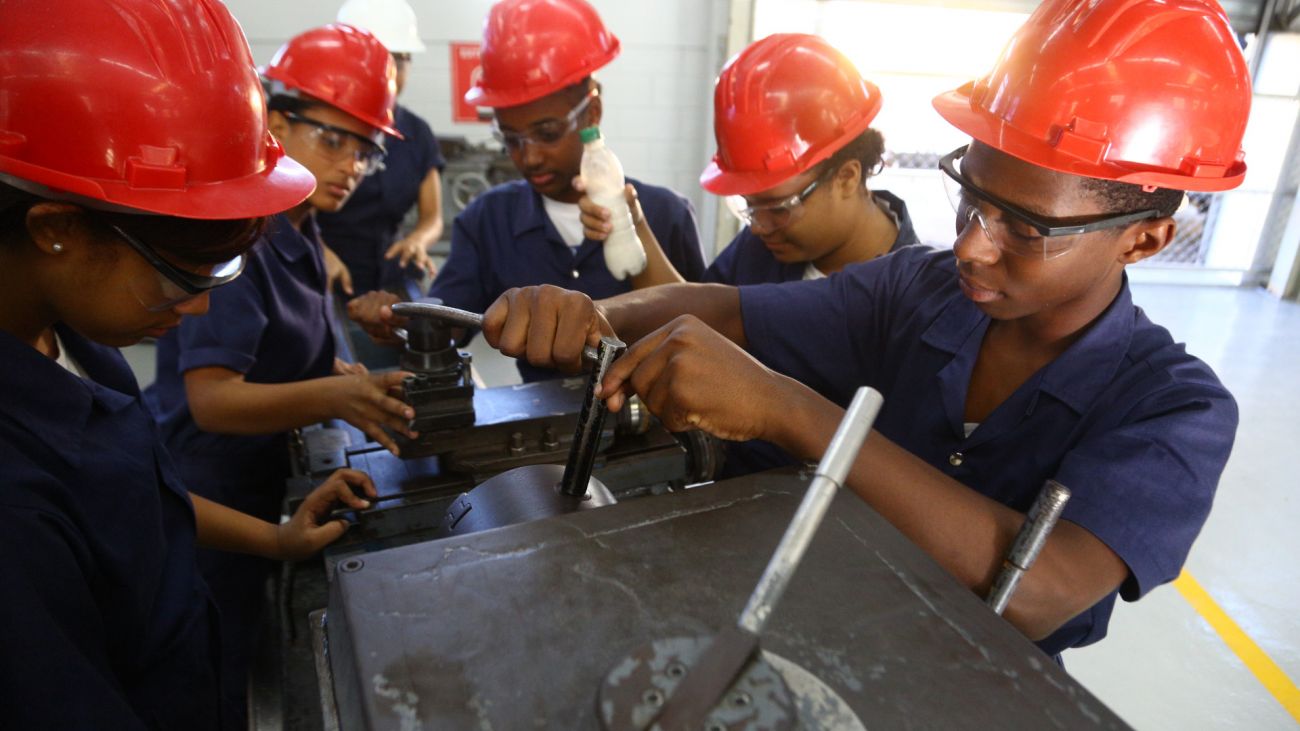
[191,494,280,558]
[187,373,339,435]
[628,218,686,289]
[770,384,1106,639]
[600,283,745,345]
[405,169,445,248]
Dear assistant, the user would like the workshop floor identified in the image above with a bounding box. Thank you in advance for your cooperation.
[119,282,1299,730]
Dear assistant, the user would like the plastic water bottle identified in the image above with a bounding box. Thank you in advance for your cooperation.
[579,126,646,280]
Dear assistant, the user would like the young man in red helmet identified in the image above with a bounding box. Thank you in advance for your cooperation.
[0,2,375,728]
[474,0,1247,659]
[144,23,416,724]
[349,0,706,383]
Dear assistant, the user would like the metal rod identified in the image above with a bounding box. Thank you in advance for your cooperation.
[737,387,884,635]
[558,336,625,497]
[391,301,600,362]
[987,479,1072,616]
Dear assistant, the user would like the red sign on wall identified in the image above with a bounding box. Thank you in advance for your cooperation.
[451,42,486,124]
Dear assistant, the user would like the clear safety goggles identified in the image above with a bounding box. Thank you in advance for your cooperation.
[491,89,596,152]
[285,113,387,176]
[112,224,248,312]
[725,172,828,233]
[939,145,1161,260]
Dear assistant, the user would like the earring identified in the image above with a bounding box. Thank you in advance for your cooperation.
[51,242,65,253]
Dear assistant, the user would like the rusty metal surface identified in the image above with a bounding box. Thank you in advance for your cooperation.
[325,470,1131,730]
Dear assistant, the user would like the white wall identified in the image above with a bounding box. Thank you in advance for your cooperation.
[223,0,729,244]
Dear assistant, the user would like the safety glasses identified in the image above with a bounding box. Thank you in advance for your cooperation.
[491,89,596,152]
[939,145,1161,260]
[285,113,387,176]
[111,224,247,311]
[726,171,829,232]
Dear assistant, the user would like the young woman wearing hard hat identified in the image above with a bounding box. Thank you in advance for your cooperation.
[318,0,447,301]
[585,33,920,288]
[475,0,1248,660]
[0,2,375,728]
[348,0,707,383]
[143,23,416,725]
[611,33,926,478]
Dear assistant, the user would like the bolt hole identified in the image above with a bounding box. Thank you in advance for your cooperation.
[666,663,686,679]
[730,691,751,708]
[642,689,664,707]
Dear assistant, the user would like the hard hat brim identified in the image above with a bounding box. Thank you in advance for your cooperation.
[932,90,1245,193]
[0,153,318,220]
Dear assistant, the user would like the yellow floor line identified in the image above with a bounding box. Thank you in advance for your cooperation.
[1174,571,1300,724]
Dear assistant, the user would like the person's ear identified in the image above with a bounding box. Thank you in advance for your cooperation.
[833,160,862,198]
[267,109,291,142]
[24,203,85,256]
[1118,217,1176,265]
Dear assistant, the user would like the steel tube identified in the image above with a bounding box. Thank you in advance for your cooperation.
[987,479,1072,616]
[737,387,884,635]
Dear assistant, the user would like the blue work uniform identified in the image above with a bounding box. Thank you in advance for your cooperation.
[0,326,225,730]
[739,245,1237,657]
[146,212,336,725]
[430,177,706,382]
[316,104,446,295]
[708,190,921,478]
[705,190,919,285]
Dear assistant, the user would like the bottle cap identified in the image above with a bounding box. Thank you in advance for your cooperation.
[579,126,602,144]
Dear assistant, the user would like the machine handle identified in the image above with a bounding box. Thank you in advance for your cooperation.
[986,479,1072,615]
[391,301,600,363]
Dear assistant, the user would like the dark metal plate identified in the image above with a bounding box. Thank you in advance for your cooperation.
[324,469,1131,730]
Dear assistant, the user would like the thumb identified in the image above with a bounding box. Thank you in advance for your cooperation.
[313,519,350,545]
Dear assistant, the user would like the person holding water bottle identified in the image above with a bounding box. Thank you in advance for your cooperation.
[347,0,706,383]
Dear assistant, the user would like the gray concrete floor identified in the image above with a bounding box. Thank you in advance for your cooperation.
[1067,284,1300,729]
[121,282,1300,729]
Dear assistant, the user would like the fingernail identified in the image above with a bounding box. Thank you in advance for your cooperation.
[359,500,371,508]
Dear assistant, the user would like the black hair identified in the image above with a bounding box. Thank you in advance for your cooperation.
[819,128,887,186]
[1080,177,1184,218]
[0,181,267,264]
[266,94,326,117]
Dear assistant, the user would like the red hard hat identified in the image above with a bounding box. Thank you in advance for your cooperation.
[263,24,402,138]
[933,0,1250,192]
[701,34,882,197]
[0,0,314,219]
[465,0,621,109]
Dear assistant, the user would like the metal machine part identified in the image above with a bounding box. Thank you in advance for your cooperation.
[623,387,883,731]
[394,304,476,439]
[390,300,603,364]
[390,300,611,460]
[596,636,866,731]
[431,336,626,539]
[561,336,626,496]
[987,479,1072,615]
[436,463,616,538]
[316,468,1131,730]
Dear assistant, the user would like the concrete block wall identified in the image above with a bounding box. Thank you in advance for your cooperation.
[222,0,729,247]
